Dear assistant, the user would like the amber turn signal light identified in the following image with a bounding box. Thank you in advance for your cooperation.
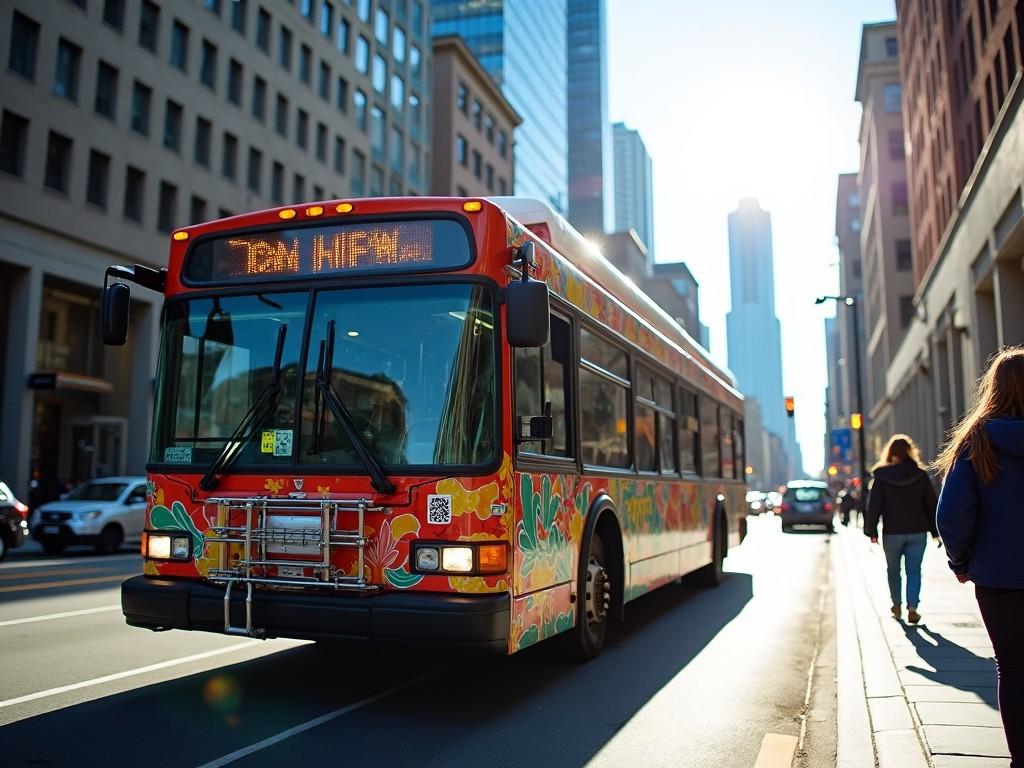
[477,543,508,573]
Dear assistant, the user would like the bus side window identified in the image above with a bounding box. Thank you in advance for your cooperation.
[515,314,572,457]
[678,387,700,474]
[699,396,721,478]
[579,327,630,469]
[720,410,735,479]
[735,416,745,479]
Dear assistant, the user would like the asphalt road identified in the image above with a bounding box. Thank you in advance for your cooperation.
[0,515,836,767]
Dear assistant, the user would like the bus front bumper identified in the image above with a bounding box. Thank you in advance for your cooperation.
[121,575,510,652]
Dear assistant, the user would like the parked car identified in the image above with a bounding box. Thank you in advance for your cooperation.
[0,481,31,561]
[778,480,835,533]
[31,476,147,555]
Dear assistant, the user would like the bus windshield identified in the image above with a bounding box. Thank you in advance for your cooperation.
[151,283,497,470]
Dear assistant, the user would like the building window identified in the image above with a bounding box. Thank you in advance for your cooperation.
[456,134,467,167]
[292,172,305,202]
[375,8,389,44]
[333,135,345,173]
[370,106,385,161]
[484,113,495,144]
[157,181,177,232]
[338,17,351,54]
[301,0,316,21]
[485,163,494,192]
[200,40,218,89]
[227,59,243,105]
[138,1,160,52]
[497,130,508,158]
[895,239,912,271]
[102,0,126,30]
[372,54,387,94]
[43,131,72,194]
[498,177,507,195]
[163,99,183,151]
[410,44,421,80]
[247,147,262,193]
[319,61,330,100]
[218,207,233,219]
[231,0,247,34]
[472,149,481,179]
[270,160,284,204]
[53,38,82,101]
[0,110,29,177]
[408,142,420,186]
[891,181,908,215]
[355,35,370,74]
[412,1,423,37]
[296,109,309,149]
[390,74,404,110]
[354,89,367,130]
[190,195,207,224]
[320,1,334,36]
[131,81,152,135]
[471,99,482,130]
[409,92,421,136]
[194,116,212,166]
[299,44,312,84]
[357,0,371,22]
[898,296,915,328]
[351,148,366,195]
[313,183,324,200]
[389,126,403,173]
[94,61,119,119]
[370,165,383,196]
[256,8,271,52]
[851,217,861,233]
[170,21,189,71]
[336,76,349,111]
[204,0,222,16]
[888,129,904,159]
[252,76,267,121]
[222,132,238,180]
[86,149,111,208]
[457,82,468,113]
[279,26,292,70]
[885,36,898,57]
[275,93,289,136]
[8,12,39,81]
[316,122,327,161]
[123,166,145,222]
[392,26,406,62]
[883,82,901,112]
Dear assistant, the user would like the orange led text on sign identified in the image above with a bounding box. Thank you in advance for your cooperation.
[228,237,301,276]
[312,223,432,271]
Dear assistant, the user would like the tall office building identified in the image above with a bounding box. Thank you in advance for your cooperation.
[725,198,799,480]
[833,172,865,424]
[432,0,568,211]
[0,0,431,501]
[612,121,654,259]
[567,0,612,238]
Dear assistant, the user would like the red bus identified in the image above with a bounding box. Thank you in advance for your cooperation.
[102,196,746,658]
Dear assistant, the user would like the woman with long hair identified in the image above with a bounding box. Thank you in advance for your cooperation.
[864,434,940,625]
[935,346,1024,767]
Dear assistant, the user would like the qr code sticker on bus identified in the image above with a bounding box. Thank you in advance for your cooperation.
[426,494,452,525]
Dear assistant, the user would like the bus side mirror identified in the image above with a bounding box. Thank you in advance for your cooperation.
[101,282,130,346]
[506,242,550,348]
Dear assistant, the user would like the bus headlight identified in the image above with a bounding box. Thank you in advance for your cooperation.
[441,546,473,573]
[145,532,192,560]
[415,546,440,571]
[412,542,508,575]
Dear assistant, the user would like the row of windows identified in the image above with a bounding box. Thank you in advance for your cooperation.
[456,80,509,158]
[454,134,508,195]
[515,315,745,480]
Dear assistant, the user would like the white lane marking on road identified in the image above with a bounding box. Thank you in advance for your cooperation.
[753,733,798,768]
[196,670,439,768]
[0,574,127,593]
[0,553,139,570]
[0,641,270,709]
[0,604,120,628]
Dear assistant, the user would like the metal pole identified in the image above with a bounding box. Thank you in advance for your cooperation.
[849,297,868,517]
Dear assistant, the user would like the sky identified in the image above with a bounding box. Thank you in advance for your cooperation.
[606,0,896,475]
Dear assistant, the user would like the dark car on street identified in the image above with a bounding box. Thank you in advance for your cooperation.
[779,480,835,533]
[0,480,31,560]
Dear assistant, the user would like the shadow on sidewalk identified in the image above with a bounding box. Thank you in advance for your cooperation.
[902,625,998,709]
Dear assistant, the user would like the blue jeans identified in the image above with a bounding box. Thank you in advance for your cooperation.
[882,532,927,607]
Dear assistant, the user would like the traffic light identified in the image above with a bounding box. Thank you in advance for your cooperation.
[851,412,863,430]
[827,464,838,477]
[785,396,795,418]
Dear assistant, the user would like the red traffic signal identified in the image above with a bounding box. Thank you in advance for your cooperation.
[784,396,795,418]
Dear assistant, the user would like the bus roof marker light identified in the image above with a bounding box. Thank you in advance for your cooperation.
[346,330,359,337]
[335,203,354,214]
[279,209,297,220]
[462,200,482,212]
[305,206,324,217]
[172,231,189,241]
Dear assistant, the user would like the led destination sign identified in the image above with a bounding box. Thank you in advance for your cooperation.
[184,218,471,283]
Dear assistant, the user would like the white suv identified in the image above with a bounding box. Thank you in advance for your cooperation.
[32,476,147,555]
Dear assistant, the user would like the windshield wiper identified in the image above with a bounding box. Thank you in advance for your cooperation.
[198,324,288,491]
[312,320,395,494]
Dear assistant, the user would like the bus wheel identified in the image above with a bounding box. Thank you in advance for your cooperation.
[695,514,726,588]
[575,530,611,660]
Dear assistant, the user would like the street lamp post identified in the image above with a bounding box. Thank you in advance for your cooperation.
[817,295,868,518]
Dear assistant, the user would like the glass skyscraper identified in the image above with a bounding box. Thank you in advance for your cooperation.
[612,122,654,260]
[432,0,568,212]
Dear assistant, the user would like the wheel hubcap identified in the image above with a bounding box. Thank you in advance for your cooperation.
[585,557,610,625]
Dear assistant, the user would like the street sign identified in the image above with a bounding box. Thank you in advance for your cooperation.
[830,427,853,465]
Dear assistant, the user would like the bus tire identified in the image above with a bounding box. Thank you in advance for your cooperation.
[694,511,727,588]
[573,527,611,661]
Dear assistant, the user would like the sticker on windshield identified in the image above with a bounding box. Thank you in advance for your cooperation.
[273,429,293,457]
[261,431,276,454]
[427,494,452,525]
[164,446,193,463]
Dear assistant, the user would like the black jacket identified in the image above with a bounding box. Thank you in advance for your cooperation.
[864,462,939,538]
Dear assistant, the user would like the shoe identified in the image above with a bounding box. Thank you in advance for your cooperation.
[907,609,921,625]
[891,604,901,620]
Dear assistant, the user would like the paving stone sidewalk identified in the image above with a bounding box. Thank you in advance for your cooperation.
[837,522,1010,767]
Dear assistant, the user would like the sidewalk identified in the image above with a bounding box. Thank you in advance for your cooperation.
[835,522,1010,767]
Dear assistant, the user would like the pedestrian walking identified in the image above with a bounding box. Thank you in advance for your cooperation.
[839,486,858,527]
[864,434,940,625]
[935,346,1024,768]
